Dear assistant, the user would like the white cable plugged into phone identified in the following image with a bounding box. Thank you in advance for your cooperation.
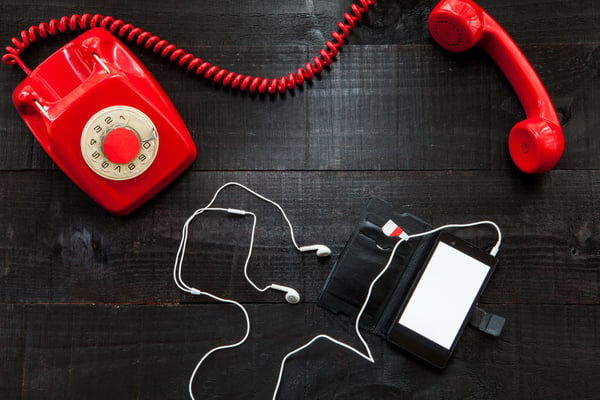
[173,185,501,399]
[271,219,501,399]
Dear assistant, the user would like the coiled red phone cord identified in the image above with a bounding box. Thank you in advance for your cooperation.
[2,0,376,95]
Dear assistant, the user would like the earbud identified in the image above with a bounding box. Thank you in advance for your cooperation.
[299,244,332,257]
[269,284,301,304]
[428,0,564,173]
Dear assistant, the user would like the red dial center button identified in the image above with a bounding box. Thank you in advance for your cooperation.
[103,127,140,164]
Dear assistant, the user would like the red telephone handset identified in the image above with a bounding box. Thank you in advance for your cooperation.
[428,0,564,174]
[11,28,197,215]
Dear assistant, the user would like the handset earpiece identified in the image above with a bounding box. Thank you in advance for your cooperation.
[299,244,332,257]
[428,0,564,174]
[428,0,485,53]
[269,284,301,304]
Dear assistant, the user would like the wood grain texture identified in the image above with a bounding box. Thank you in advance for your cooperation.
[1,0,599,399]
[1,170,599,305]
[2,44,599,171]
[1,304,598,400]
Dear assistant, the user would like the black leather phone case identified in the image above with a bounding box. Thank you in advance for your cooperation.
[318,197,439,337]
[318,197,505,342]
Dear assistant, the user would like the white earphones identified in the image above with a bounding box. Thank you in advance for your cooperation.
[172,182,332,400]
[172,181,330,305]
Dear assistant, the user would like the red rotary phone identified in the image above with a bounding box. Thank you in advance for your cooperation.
[428,0,564,174]
[3,0,562,216]
[9,28,196,216]
[3,3,375,215]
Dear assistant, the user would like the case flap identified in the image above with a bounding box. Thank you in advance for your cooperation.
[317,197,437,337]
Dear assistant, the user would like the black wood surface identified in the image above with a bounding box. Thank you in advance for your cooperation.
[1,1,599,399]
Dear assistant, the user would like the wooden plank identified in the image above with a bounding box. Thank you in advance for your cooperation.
[1,170,598,304]
[2,1,599,172]
[1,0,598,48]
[1,43,598,171]
[1,303,598,400]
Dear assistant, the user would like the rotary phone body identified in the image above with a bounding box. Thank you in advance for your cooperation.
[11,28,196,215]
[2,4,375,215]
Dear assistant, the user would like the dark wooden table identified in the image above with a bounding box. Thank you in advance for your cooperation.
[1,1,599,399]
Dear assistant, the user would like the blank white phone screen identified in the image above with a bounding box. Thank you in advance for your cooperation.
[398,241,490,349]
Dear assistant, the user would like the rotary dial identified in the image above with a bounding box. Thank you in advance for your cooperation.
[81,106,159,180]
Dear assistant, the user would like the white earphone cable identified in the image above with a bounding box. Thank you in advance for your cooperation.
[203,182,304,250]
[172,182,329,399]
[271,237,406,399]
[174,181,313,295]
[172,206,256,400]
[186,292,250,400]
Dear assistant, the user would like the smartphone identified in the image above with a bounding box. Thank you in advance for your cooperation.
[387,231,498,368]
